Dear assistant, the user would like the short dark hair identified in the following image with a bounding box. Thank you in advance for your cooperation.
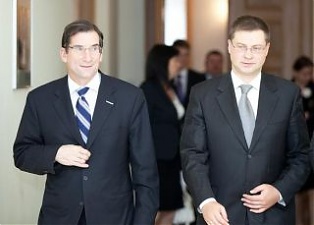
[229,15,270,43]
[293,56,314,71]
[172,39,190,49]
[206,50,223,58]
[145,44,179,83]
[61,19,104,50]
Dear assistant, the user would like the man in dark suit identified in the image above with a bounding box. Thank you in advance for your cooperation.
[172,40,205,109]
[13,20,159,225]
[180,15,310,225]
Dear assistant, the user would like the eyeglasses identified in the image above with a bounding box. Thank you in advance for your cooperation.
[231,42,267,54]
[67,44,102,56]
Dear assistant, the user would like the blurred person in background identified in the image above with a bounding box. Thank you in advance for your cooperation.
[141,44,184,225]
[292,55,314,225]
[292,55,314,136]
[203,50,224,80]
[172,40,205,109]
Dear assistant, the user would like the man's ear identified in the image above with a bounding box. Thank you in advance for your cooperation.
[99,52,103,62]
[59,48,67,63]
[227,39,232,54]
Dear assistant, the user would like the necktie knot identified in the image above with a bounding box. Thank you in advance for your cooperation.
[77,87,89,96]
[240,84,253,95]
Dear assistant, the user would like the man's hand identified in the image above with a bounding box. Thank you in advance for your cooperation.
[201,201,229,225]
[241,184,280,213]
[55,145,91,168]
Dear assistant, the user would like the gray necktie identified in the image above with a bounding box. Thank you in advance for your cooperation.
[238,85,255,147]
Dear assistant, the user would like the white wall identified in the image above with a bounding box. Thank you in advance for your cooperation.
[95,0,145,86]
[189,0,229,73]
[116,0,145,86]
[0,0,77,224]
[164,0,187,45]
[95,0,116,76]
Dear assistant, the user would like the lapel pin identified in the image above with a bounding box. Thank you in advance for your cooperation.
[105,100,114,105]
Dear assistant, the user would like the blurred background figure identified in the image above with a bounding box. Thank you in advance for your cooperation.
[172,40,205,109]
[292,55,314,225]
[292,56,314,136]
[203,50,224,80]
[141,44,184,225]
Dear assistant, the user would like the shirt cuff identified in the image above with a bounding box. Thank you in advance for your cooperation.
[198,198,216,213]
[278,192,286,206]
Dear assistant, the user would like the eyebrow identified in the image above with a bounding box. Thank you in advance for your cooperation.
[234,42,264,46]
[71,43,100,47]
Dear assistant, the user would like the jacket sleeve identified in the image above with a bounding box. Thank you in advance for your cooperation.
[129,90,159,224]
[13,93,60,175]
[180,87,214,207]
[273,88,310,204]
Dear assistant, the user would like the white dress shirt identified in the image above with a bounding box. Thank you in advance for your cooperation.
[68,73,101,119]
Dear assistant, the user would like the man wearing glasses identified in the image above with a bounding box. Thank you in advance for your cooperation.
[13,20,159,225]
[180,15,310,225]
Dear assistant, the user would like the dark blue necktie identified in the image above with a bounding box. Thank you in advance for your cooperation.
[76,87,91,144]
[175,75,185,103]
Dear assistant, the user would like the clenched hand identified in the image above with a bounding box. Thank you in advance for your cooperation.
[201,201,229,225]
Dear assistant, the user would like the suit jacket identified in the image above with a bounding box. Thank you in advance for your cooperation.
[141,79,181,161]
[14,73,159,225]
[182,69,206,109]
[180,73,310,225]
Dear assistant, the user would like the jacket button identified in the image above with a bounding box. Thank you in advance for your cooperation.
[79,202,84,206]
[83,176,88,181]
[248,154,252,159]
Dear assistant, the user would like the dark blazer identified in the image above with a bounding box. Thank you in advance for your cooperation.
[141,79,181,161]
[14,73,159,225]
[183,69,206,109]
[181,73,310,225]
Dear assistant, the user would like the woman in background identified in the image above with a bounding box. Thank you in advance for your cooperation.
[141,44,184,225]
[293,55,314,225]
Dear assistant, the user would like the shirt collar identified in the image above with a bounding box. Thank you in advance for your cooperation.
[68,72,101,95]
[231,70,261,91]
[179,68,188,78]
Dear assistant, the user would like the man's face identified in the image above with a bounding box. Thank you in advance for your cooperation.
[177,47,190,70]
[228,30,269,78]
[60,31,103,85]
[295,66,313,86]
[205,54,223,76]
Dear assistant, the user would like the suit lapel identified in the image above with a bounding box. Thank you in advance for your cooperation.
[250,74,278,151]
[53,76,84,146]
[87,74,115,148]
[216,74,248,150]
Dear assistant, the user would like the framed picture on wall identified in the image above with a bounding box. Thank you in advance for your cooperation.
[13,0,31,89]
